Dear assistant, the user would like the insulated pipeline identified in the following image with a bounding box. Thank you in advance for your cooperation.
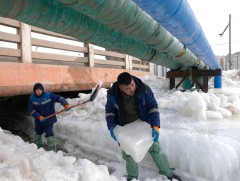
[0,0,188,70]
[56,0,206,69]
[132,0,221,70]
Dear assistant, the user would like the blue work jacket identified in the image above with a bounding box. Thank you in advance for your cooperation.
[105,76,160,129]
[29,92,68,124]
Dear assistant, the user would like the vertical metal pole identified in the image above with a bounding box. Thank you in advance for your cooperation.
[229,14,231,70]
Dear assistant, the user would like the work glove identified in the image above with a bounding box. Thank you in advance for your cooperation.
[152,126,160,142]
[39,116,46,122]
[109,127,117,141]
[64,104,70,111]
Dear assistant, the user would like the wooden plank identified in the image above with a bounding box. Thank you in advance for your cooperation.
[19,23,32,63]
[94,49,125,58]
[129,55,133,70]
[32,38,88,53]
[88,44,94,67]
[95,59,125,66]
[31,26,77,41]
[192,76,207,93]
[167,69,222,78]
[132,63,149,69]
[132,57,142,61]
[170,78,175,90]
[0,17,20,28]
[0,32,20,43]
[0,47,21,57]
[175,77,186,89]
[149,63,153,73]
[125,54,130,69]
[0,18,80,42]
[192,69,222,76]
[167,70,189,78]
[133,61,149,65]
[32,52,88,63]
[203,76,208,90]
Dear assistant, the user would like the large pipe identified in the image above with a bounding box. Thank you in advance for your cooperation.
[55,0,206,69]
[131,0,220,69]
[0,0,189,70]
[132,0,222,87]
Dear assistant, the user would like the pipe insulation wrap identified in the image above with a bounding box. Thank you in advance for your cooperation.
[0,0,188,69]
[132,0,221,70]
[56,0,206,69]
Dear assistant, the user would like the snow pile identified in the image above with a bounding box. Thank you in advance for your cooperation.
[222,69,240,87]
[0,128,118,181]
[2,70,240,180]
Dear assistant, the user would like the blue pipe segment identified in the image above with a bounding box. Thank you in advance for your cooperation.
[214,76,222,89]
[132,0,221,70]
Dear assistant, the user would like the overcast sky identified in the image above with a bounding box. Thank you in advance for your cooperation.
[188,0,240,56]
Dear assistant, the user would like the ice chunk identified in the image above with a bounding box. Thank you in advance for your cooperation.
[114,120,153,162]
[82,159,118,181]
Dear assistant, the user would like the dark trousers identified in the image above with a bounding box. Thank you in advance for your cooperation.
[35,122,54,137]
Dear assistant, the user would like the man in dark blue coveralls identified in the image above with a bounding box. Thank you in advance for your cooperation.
[29,83,70,151]
[105,72,182,181]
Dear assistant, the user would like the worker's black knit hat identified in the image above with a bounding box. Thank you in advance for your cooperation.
[33,83,44,93]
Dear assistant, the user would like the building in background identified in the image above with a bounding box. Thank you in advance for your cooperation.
[231,52,240,70]
[216,55,227,70]
[153,64,169,77]
[216,52,240,71]
[153,53,240,77]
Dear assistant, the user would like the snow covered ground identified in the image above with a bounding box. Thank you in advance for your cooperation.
[1,70,240,181]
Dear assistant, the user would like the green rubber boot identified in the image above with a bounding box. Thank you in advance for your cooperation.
[34,134,43,149]
[47,136,56,152]
[148,142,173,178]
[122,151,138,181]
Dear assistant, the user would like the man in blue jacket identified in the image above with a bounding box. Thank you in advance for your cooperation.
[29,83,70,151]
[105,72,182,181]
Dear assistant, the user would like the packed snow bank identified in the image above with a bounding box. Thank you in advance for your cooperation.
[0,127,118,181]
[4,70,240,181]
